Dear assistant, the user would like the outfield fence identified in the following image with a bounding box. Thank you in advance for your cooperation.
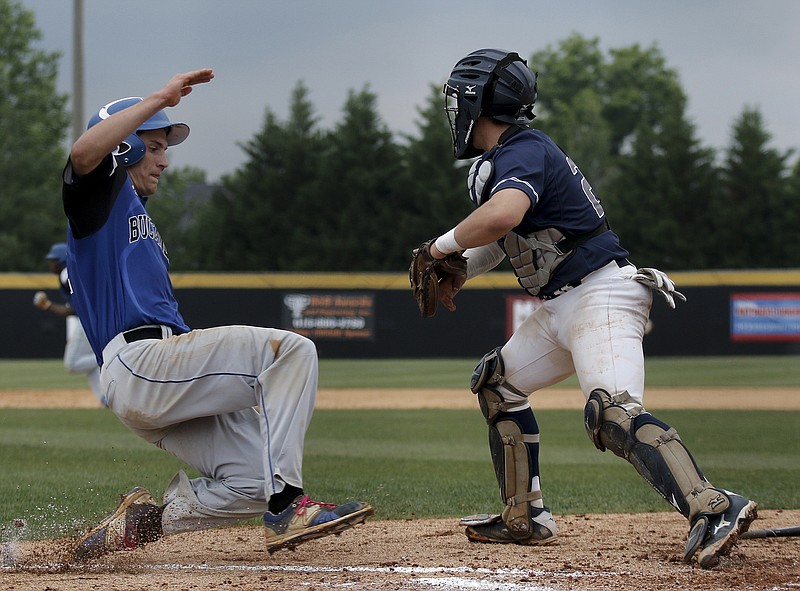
[3,270,800,359]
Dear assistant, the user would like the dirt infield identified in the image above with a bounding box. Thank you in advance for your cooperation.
[2,387,799,591]
[4,510,800,591]
[4,386,800,410]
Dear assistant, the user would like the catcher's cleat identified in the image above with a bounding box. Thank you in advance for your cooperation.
[684,490,758,569]
[73,487,163,562]
[461,508,557,546]
[263,495,374,552]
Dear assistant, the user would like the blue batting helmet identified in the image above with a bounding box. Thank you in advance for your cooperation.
[87,97,190,166]
[45,242,68,267]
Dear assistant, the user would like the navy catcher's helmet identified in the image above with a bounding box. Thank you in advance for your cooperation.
[45,242,68,267]
[87,97,190,166]
[443,49,537,159]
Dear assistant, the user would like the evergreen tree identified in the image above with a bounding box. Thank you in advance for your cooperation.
[398,84,473,247]
[0,0,70,270]
[782,157,800,266]
[145,165,208,270]
[714,107,792,267]
[531,34,719,270]
[192,82,324,270]
[312,86,404,271]
[612,108,718,269]
[170,35,797,274]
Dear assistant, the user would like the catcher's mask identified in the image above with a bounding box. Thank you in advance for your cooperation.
[87,97,190,166]
[443,49,537,159]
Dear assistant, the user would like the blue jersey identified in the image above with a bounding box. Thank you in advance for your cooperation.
[62,155,190,364]
[482,128,629,298]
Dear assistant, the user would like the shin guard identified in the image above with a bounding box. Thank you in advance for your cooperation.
[584,389,725,521]
[471,348,544,540]
[490,414,542,539]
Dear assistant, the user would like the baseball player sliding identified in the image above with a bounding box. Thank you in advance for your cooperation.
[63,69,372,561]
[33,242,105,405]
[410,48,756,569]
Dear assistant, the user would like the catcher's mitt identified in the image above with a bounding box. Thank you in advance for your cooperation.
[409,239,468,317]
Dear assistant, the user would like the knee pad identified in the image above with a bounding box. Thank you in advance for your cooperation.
[489,417,542,540]
[583,389,715,520]
[584,389,647,455]
[471,347,526,423]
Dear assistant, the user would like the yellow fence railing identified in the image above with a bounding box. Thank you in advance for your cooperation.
[3,269,800,290]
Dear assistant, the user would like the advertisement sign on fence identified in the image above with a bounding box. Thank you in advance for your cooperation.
[730,293,800,342]
[282,292,375,340]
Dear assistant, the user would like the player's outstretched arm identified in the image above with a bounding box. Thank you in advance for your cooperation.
[429,189,529,260]
[70,69,214,176]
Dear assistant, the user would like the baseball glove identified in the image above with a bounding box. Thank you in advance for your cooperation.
[409,239,468,317]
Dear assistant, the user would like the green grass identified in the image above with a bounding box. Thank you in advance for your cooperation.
[1,357,798,541]
[4,355,800,389]
[1,359,95,389]
[320,356,800,388]
[0,406,797,541]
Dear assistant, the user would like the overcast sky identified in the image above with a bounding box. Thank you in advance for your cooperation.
[19,0,800,182]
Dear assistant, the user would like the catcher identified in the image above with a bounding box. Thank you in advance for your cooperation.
[409,48,757,569]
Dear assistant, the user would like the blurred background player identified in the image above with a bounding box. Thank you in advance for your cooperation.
[32,242,105,405]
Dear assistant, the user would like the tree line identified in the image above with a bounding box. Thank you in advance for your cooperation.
[2,0,798,273]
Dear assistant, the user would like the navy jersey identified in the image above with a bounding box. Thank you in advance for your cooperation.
[62,155,190,364]
[482,128,629,298]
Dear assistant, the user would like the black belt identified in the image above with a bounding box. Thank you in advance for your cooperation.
[123,326,164,343]
[542,258,634,300]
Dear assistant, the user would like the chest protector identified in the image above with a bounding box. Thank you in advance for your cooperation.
[504,220,609,297]
[504,229,568,297]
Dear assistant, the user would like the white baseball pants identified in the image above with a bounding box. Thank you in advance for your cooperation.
[499,261,653,406]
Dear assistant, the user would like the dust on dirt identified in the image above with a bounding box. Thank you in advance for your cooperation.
[2,387,799,591]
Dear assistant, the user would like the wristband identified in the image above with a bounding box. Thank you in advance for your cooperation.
[434,228,464,255]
